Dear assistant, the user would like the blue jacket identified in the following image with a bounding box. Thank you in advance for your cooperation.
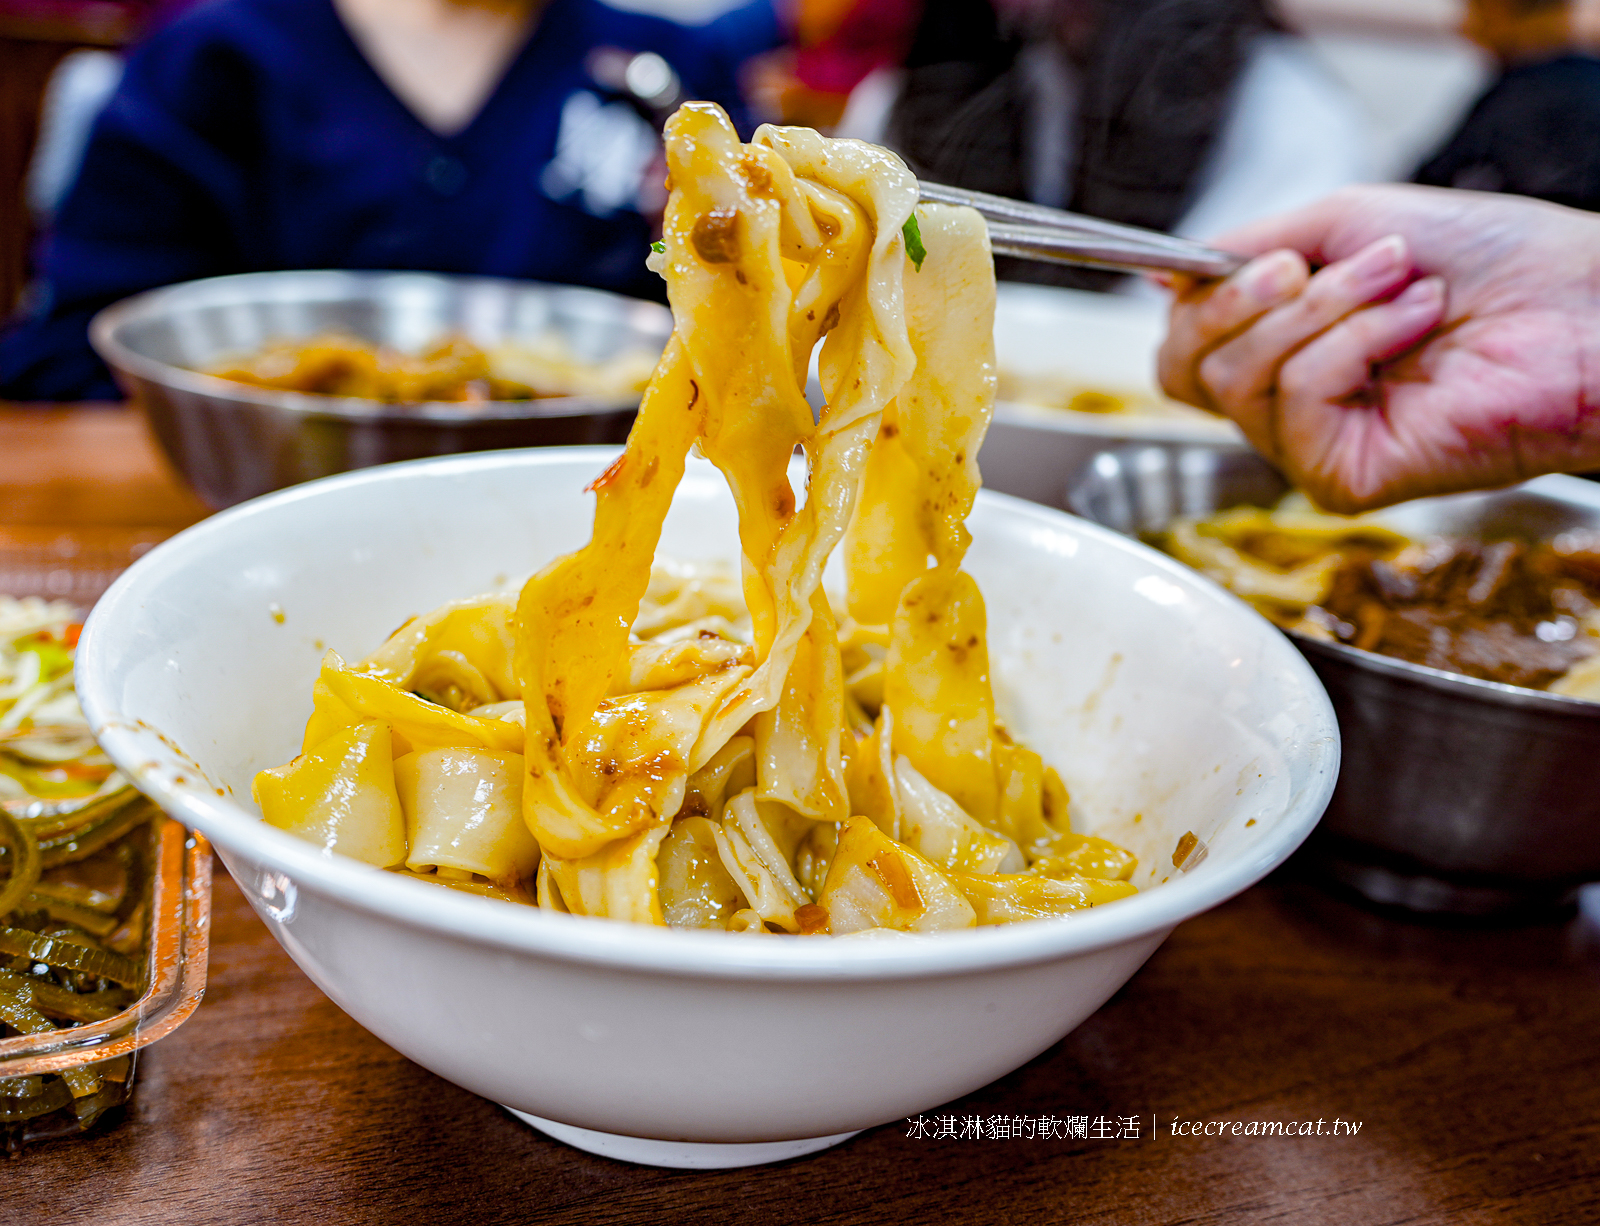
[1,0,779,400]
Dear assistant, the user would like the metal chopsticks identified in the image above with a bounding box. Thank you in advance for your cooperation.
[918,181,1245,279]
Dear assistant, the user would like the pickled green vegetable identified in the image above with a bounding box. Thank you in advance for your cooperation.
[1,597,158,1150]
[35,791,150,868]
[0,1076,71,1122]
[0,970,128,1022]
[0,983,100,1097]
[0,926,140,986]
[0,810,39,915]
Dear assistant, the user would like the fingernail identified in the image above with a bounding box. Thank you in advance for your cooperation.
[1240,251,1302,303]
[1393,275,1444,310]
[1348,235,1408,289]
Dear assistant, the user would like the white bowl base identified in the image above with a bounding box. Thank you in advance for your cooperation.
[78,448,1338,1146]
[505,1108,860,1168]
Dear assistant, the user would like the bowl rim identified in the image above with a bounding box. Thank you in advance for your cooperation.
[992,398,1242,444]
[87,269,672,423]
[76,447,1339,981]
[1291,630,1600,717]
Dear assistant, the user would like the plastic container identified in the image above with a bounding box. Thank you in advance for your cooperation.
[0,530,163,607]
[0,811,210,1150]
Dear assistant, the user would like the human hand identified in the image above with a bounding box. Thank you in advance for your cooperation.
[1156,184,1600,511]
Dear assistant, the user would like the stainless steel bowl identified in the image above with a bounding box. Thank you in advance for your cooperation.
[979,406,1242,508]
[1067,444,1600,916]
[977,283,1241,508]
[89,270,673,508]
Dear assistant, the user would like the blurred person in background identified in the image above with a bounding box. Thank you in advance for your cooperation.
[0,0,780,402]
[749,0,921,127]
[1415,0,1600,210]
[831,0,1369,289]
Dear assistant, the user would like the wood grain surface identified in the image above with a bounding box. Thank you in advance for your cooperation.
[9,862,1600,1226]
[3,405,1598,1225]
[0,404,208,529]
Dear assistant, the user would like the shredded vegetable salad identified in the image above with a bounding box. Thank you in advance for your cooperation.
[1,597,125,805]
[1,596,156,1149]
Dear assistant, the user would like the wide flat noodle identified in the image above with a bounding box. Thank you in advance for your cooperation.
[844,206,996,625]
[510,105,1132,926]
[515,104,924,912]
[257,103,1140,934]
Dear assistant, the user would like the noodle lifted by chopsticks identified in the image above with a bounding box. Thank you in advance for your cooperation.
[256,104,1138,932]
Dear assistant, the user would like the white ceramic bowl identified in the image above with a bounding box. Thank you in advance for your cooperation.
[984,284,1243,508]
[76,448,1337,1168]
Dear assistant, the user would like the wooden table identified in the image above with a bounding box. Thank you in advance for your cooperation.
[0,403,208,529]
[7,405,1600,1226]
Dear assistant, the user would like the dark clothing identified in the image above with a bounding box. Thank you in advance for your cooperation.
[887,0,1277,290]
[1,0,778,401]
[1416,54,1600,211]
